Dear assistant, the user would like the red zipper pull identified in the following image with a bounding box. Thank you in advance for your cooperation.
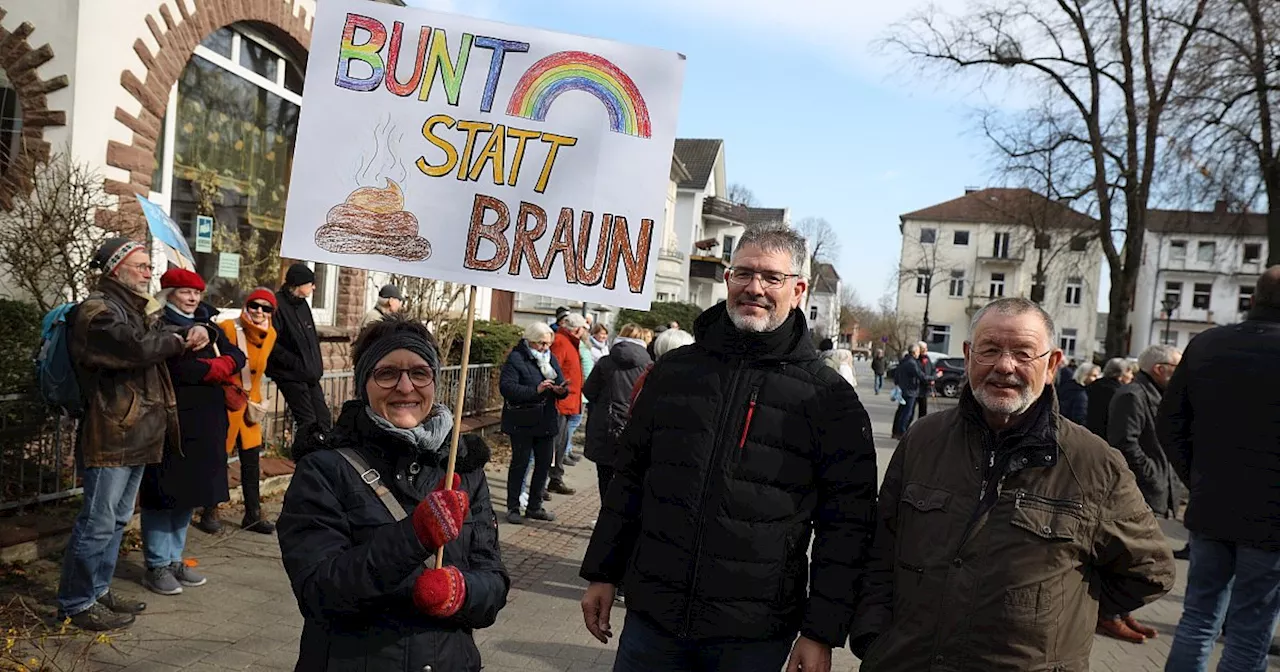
[739,389,759,449]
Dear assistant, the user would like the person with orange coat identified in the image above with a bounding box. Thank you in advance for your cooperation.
[214,288,279,534]
[547,313,588,495]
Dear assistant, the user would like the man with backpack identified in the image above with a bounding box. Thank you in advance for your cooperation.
[55,237,215,631]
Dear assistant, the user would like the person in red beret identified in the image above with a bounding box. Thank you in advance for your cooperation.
[138,268,246,597]
[216,288,279,534]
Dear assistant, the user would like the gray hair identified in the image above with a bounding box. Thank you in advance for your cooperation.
[734,223,807,275]
[1102,357,1129,378]
[1138,344,1180,373]
[968,298,1057,348]
[1073,362,1099,385]
[524,321,553,343]
[562,313,588,330]
[916,341,928,351]
[654,328,695,358]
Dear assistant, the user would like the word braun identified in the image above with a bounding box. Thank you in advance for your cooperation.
[465,195,652,294]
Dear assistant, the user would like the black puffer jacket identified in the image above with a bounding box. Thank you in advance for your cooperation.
[1158,306,1280,552]
[582,340,651,468]
[277,402,510,672]
[266,288,323,383]
[580,304,878,647]
[499,341,568,438]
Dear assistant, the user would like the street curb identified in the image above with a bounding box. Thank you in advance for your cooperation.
[0,475,294,564]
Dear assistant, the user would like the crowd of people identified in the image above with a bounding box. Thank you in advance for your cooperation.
[43,230,1280,672]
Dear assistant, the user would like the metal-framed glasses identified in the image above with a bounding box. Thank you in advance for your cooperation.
[970,347,1052,366]
[726,267,801,289]
[371,366,435,389]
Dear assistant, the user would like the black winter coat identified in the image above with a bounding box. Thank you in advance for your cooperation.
[582,340,651,468]
[1107,371,1178,516]
[1056,378,1088,426]
[277,402,509,672]
[141,304,244,510]
[1158,307,1280,552]
[580,304,878,647]
[267,288,323,383]
[1085,377,1122,438]
[499,341,569,438]
[893,355,924,394]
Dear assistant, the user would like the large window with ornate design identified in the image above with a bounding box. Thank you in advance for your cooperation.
[0,70,21,176]
[151,25,336,322]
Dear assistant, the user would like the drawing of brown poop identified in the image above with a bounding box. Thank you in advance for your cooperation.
[315,178,431,262]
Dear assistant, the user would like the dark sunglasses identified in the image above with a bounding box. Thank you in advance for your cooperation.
[246,302,275,314]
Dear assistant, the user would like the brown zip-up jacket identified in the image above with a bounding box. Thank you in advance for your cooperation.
[852,387,1174,672]
[71,277,186,468]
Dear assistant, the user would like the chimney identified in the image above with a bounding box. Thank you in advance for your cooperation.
[965,186,981,195]
[1214,199,1229,214]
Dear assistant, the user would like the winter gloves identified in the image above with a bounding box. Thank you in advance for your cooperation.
[410,474,470,619]
[413,565,467,617]
[410,474,469,551]
[201,355,239,384]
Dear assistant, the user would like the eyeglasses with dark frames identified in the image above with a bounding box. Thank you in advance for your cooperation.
[371,366,435,389]
[246,302,274,314]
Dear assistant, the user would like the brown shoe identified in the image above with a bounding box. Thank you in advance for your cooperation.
[1097,617,1146,643]
[1123,615,1158,638]
[546,480,576,496]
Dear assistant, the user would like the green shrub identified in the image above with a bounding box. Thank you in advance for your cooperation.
[445,319,525,365]
[616,301,704,331]
[0,299,43,394]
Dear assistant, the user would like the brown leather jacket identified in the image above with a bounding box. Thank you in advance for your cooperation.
[71,277,186,468]
[853,388,1174,672]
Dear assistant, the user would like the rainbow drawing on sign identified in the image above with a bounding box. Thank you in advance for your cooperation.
[506,51,652,138]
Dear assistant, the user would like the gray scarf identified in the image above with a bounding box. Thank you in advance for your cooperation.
[365,403,454,457]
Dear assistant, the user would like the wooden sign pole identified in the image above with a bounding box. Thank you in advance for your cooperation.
[436,284,479,569]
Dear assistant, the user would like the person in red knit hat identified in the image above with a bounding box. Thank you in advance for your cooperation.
[138,268,246,596]
[276,316,509,672]
[214,287,278,534]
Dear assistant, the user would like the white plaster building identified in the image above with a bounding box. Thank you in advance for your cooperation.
[808,262,841,341]
[896,188,1104,360]
[1128,202,1268,352]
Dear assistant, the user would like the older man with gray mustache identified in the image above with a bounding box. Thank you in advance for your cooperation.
[851,297,1174,671]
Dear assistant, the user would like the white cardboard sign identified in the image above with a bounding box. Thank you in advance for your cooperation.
[281,1,685,309]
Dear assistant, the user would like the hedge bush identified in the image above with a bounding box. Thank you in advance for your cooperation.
[443,319,525,365]
[615,301,704,332]
[0,299,43,394]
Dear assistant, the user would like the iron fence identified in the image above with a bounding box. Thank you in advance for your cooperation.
[0,364,502,512]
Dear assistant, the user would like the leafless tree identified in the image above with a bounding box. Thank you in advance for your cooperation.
[727,182,759,207]
[794,216,843,307]
[864,292,920,358]
[896,236,961,342]
[886,0,1210,356]
[384,273,468,357]
[0,153,115,312]
[1168,0,1280,262]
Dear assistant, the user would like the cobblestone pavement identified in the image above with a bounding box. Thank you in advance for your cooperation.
[63,378,1280,670]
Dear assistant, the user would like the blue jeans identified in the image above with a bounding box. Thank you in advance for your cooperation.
[893,394,918,436]
[1165,534,1280,672]
[613,611,793,672]
[57,465,145,616]
[564,413,583,457]
[874,374,884,394]
[141,507,194,569]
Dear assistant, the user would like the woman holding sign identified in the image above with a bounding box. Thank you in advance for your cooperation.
[276,316,509,672]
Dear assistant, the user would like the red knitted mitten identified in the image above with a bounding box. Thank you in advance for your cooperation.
[411,484,468,550]
[413,566,467,618]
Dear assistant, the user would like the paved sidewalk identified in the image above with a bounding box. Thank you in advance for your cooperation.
[25,394,1280,671]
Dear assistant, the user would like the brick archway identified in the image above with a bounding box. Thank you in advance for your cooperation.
[0,9,69,210]
[105,0,313,236]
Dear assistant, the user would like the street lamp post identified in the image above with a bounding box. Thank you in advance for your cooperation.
[1161,297,1178,345]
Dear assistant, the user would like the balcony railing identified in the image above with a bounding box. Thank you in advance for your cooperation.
[659,246,685,262]
[702,196,749,225]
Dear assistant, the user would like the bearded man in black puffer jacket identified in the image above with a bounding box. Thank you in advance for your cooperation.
[579,224,878,672]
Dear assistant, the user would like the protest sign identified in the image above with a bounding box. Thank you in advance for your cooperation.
[281,0,685,309]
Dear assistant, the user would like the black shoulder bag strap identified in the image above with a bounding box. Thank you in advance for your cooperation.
[335,447,409,522]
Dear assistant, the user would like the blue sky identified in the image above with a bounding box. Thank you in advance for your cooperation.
[405,0,996,307]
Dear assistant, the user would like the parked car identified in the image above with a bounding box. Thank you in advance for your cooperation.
[886,351,952,385]
[934,357,966,398]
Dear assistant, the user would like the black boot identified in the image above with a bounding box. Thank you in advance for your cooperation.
[240,447,275,534]
[194,506,222,534]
